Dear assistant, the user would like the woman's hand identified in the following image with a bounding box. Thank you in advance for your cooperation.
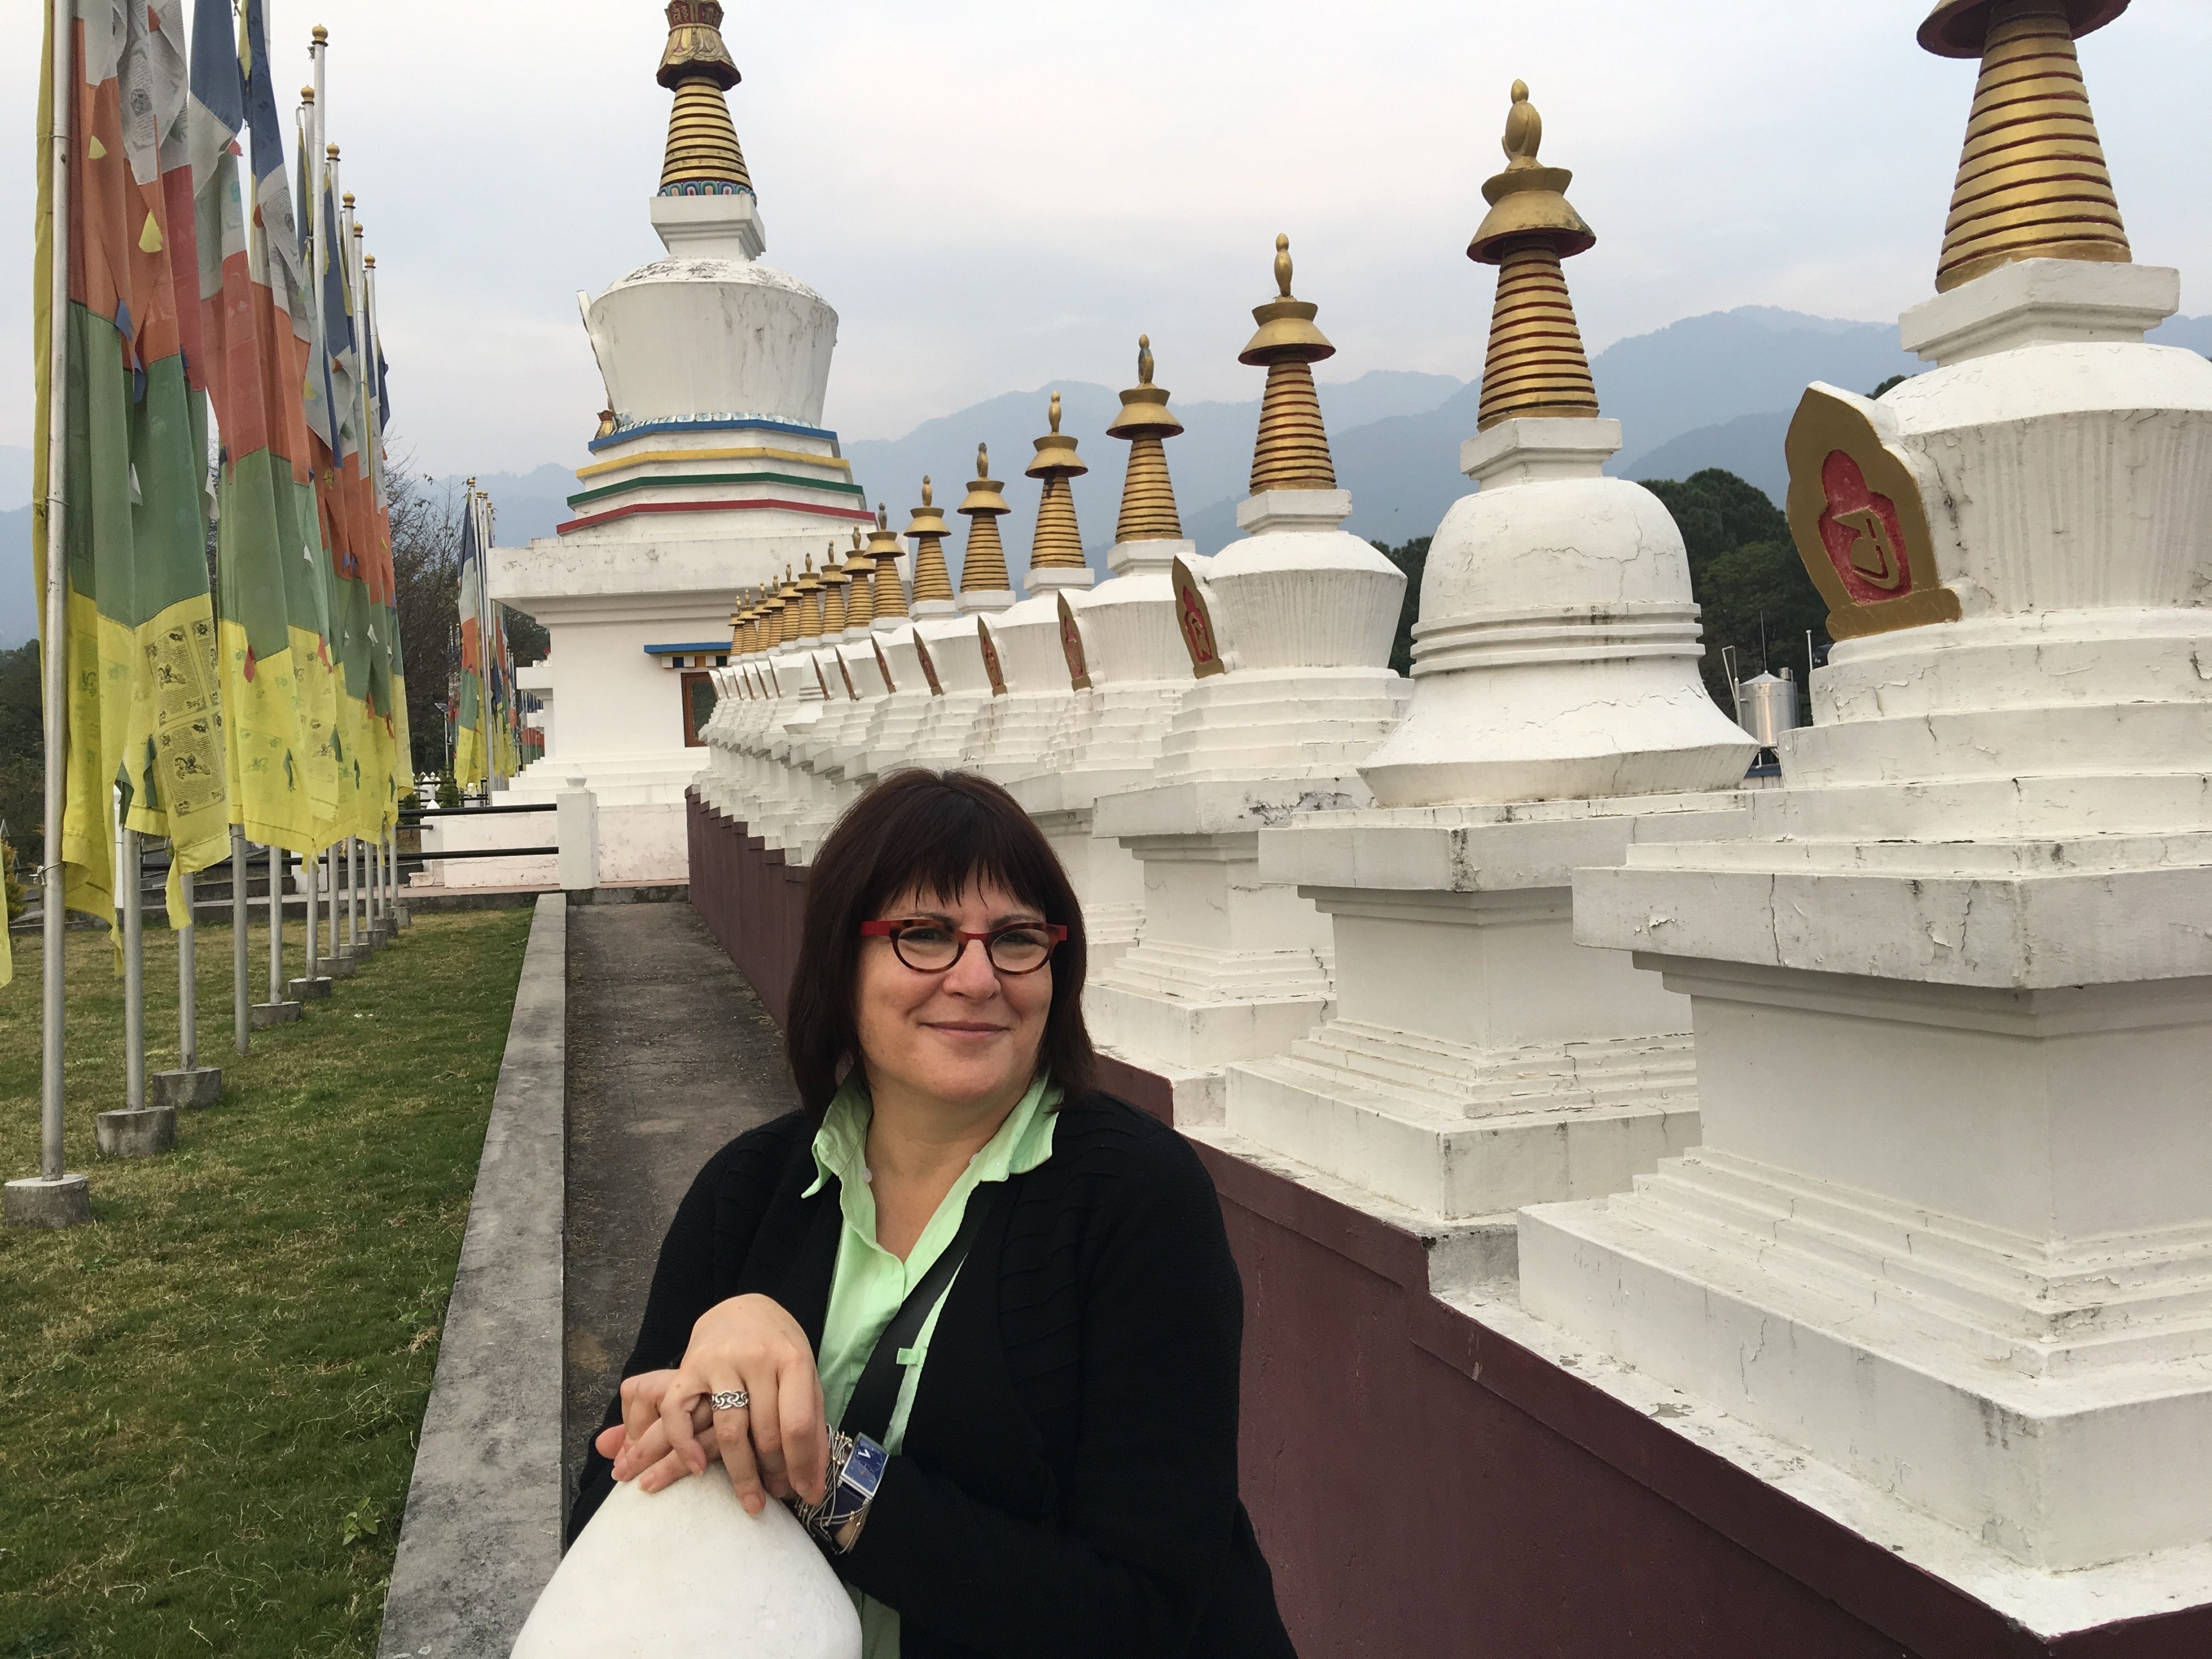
[595,1370,723,1494]
[658,1294,830,1516]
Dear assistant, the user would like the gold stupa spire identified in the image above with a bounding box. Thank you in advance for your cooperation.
[908,482,956,605]
[956,444,1014,592]
[821,542,850,634]
[1240,235,1338,493]
[1468,82,1600,430]
[1025,392,1090,570]
[873,503,917,618]
[1922,0,2131,292]
[657,2,754,195]
[776,563,800,644]
[795,553,825,639]
[842,528,876,628]
[1107,334,1185,541]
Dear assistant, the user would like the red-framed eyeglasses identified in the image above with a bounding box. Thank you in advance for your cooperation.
[859,918,1068,975]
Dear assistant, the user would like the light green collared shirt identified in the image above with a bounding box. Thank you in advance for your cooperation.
[804,1069,1061,1657]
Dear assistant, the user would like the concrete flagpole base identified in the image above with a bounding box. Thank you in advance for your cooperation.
[288,975,334,1002]
[249,1001,303,1030]
[324,956,358,979]
[94,1107,177,1158]
[150,1068,224,1111]
[3,1173,93,1228]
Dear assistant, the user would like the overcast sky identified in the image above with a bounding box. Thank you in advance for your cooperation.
[4,1,2207,480]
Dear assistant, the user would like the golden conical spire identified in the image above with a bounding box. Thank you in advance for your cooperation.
[1108,333,1185,542]
[1240,235,1338,493]
[872,504,916,618]
[956,444,1014,592]
[821,542,850,634]
[1025,392,1090,570]
[796,553,827,640]
[776,563,800,644]
[908,482,956,605]
[842,528,876,628]
[1468,82,1600,430]
[657,2,754,195]
[1922,0,2131,293]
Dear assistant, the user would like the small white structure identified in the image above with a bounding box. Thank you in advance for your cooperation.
[1522,3,2212,1611]
[1086,239,1410,1121]
[484,2,872,883]
[511,1471,860,1659]
[1224,84,1753,1231]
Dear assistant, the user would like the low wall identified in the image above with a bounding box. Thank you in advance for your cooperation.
[684,793,2212,1659]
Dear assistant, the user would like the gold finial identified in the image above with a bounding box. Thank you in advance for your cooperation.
[595,408,618,439]
[872,501,915,618]
[1110,334,1186,541]
[343,191,356,207]
[877,502,889,529]
[658,2,751,194]
[803,551,815,575]
[1923,0,2131,292]
[904,477,951,608]
[312,24,328,43]
[921,477,933,507]
[466,477,477,489]
[853,527,866,554]
[1028,391,1089,570]
[1240,235,1338,493]
[957,445,1013,594]
[1468,80,1601,430]
[364,254,375,268]
[301,86,314,104]
[327,143,340,160]
[1503,80,1539,161]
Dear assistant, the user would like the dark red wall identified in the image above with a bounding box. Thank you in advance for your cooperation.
[688,794,2212,1659]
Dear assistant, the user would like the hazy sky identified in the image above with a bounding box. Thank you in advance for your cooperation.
[4,1,2207,480]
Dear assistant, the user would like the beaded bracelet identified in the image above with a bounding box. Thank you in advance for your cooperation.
[787,1429,888,1554]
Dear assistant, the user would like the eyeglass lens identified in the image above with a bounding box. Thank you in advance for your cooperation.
[890,923,1056,974]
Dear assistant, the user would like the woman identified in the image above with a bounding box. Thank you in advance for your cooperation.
[571,770,1297,1658]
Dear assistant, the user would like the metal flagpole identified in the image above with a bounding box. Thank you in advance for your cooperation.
[303,838,319,980]
[93,820,167,1156]
[267,842,281,1000]
[325,844,339,963]
[11,0,91,1224]
[177,865,196,1071]
[232,828,250,1052]
[348,837,361,952]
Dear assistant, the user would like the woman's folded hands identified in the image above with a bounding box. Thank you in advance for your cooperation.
[596,1293,831,1516]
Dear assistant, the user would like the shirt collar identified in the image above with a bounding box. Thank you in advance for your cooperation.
[804,1069,1060,1199]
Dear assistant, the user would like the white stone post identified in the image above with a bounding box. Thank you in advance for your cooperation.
[557,777,601,895]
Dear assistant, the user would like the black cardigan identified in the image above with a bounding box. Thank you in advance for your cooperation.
[568,1091,1298,1659]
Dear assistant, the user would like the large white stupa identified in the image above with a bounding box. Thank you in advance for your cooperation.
[485,1,874,882]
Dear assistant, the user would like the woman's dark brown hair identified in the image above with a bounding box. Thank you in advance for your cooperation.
[784,769,1097,1119]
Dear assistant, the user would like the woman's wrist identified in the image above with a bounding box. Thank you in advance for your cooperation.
[786,1429,887,1554]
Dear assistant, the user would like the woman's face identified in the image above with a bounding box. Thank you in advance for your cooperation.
[855,878,1053,1114]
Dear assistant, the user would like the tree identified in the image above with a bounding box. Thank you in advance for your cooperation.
[1637,468,1829,707]
[388,471,465,777]
[1373,537,1430,677]
[0,641,43,866]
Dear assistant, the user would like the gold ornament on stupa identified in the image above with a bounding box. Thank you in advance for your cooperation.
[956,446,1014,594]
[795,553,825,640]
[1025,392,1090,572]
[821,542,850,634]
[907,482,955,606]
[869,505,913,618]
[1107,334,1186,543]
[1921,0,2131,293]
[775,563,801,644]
[842,528,876,628]
[1240,235,1338,494]
[657,1,754,195]
[1467,82,1600,431]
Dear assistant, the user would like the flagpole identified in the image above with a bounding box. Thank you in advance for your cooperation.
[232,827,250,1053]
[9,0,91,1225]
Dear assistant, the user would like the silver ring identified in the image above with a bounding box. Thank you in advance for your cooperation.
[710,1389,750,1412]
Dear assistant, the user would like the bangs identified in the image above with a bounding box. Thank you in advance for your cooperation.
[867,791,1056,918]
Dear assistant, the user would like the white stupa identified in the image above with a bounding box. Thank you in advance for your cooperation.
[485,1,872,883]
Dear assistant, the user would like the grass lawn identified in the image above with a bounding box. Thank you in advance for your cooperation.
[0,905,534,1658]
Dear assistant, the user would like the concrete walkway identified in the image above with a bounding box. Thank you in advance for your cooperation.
[561,900,799,1514]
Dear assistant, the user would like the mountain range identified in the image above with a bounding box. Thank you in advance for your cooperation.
[7,308,2210,646]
